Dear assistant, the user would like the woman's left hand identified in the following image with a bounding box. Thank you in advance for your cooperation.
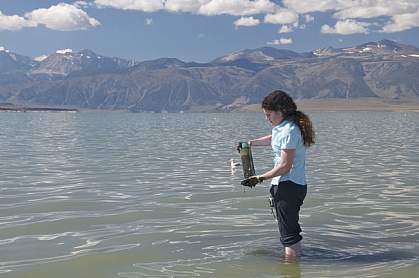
[241,175,265,187]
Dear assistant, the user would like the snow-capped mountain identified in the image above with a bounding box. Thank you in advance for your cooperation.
[352,39,419,53]
[0,40,418,111]
[30,48,131,77]
[313,39,419,57]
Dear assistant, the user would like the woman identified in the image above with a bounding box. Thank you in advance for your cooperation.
[241,90,315,258]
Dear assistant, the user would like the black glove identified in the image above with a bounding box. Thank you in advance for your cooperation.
[241,175,265,188]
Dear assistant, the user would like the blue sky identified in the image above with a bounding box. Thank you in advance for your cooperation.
[1,0,419,62]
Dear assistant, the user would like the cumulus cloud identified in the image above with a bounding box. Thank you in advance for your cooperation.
[333,1,418,19]
[198,0,276,16]
[92,0,419,34]
[95,0,165,12]
[264,9,299,25]
[381,8,419,32]
[334,6,392,20]
[304,14,314,23]
[321,19,368,35]
[95,0,204,13]
[283,0,418,18]
[234,16,260,27]
[26,3,100,31]
[164,0,206,13]
[95,0,276,16]
[0,10,36,31]
[282,0,344,14]
[283,0,419,33]
[267,37,293,45]
[92,0,419,36]
[279,25,293,33]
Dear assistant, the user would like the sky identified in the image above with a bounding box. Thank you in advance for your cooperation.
[1,0,419,62]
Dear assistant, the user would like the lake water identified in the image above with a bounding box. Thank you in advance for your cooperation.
[0,111,418,278]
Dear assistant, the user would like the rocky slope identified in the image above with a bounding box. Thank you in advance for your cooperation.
[0,40,418,112]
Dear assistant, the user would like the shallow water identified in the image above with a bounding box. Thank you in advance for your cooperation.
[0,111,418,278]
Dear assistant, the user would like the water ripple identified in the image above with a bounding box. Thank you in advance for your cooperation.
[0,112,418,277]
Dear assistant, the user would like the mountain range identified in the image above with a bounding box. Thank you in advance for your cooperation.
[0,39,418,112]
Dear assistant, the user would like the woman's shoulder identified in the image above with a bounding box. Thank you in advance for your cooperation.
[283,121,302,137]
[273,120,300,135]
[282,120,299,131]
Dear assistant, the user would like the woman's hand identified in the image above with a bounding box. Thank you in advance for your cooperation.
[241,175,265,187]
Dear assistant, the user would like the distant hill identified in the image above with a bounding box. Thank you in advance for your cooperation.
[0,40,418,112]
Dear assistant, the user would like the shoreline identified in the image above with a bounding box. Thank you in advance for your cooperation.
[2,98,419,113]
[0,106,79,112]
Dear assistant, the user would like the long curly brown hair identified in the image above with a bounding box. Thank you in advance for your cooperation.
[262,90,315,147]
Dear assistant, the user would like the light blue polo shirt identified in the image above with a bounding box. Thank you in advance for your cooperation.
[271,119,306,186]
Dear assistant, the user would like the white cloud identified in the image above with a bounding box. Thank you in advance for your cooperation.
[304,14,314,23]
[95,0,276,16]
[95,0,165,12]
[264,9,299,25]
[321,19,368,35]
[164,0,206,13]
[86,0,419,34]
[334,6,391,19]
[282,0,344,14]
[26,3,100,31]
[381,8,419,32]
[0,10,36,31]
[199,0,276,16]
[333,1,419,19]
[279,25,293,33]
[267,37,293,45]
[283,0,419,33]
[145,18,153,25]
[234,16,260,27]
[95,0,280,15]
[74,1,94,8]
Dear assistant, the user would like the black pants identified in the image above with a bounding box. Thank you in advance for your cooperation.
[270,180,307,247]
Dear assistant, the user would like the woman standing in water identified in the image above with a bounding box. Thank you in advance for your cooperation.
[241,90,315,258]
